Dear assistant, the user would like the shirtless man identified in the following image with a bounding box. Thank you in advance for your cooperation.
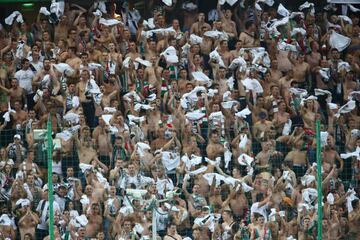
[18,206,39,240]
[300,99,317,131]
[269,59,283,83]
[151,127,168,151]
[146,100,162,138]
[288,52,310,88]
[190,13,211,36]
[32,58,59,93]
[230,40,242,60]
[239,20,259,48]
[214,67,229,96]
[144,56,162,88]
[66,47,81,71]
[75,135,99,164]
[206,131,224,171]
[108,42,122,70]
[222,185,249,220]
[348,199,360,239]
[279,69,294,99]
[11,100,28,128]
[285,138,308,178]
[217,40,232,67]
[0,78,26,107]
[85,202,103,238]
[66,28,77,48]
[92,118,112,166]
[54,15,70,43]
[255,141,273,171]
[322,135,344,173]
[164,224,182,240]
[87,42,102,63]
[217,5,237,39]
[76,69,96,128]
[125,40,141,61]
[144,39,158,61]
[343,71,358,101]
[200,33,213,55]
[252,111,273,142]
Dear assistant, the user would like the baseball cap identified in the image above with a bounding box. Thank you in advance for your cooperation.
[14,134,21,140]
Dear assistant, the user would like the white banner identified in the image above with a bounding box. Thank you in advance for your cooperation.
[328,0,360,4]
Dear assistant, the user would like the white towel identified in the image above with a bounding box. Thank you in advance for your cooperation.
[348,91,360,101]
[161,151,181,171]
[291,28,307,37]
[335,100,356,118]
[135,57,152,67]
[229,56,247,71]
[209,48,225,68]
[53,63,75,76]
[299,1,314,11]
[302,188,317,204]
[224,142,232,169]
[99,18,123,26]
[338,15,352,24]
[160,46,178,63]
[202,173,226,187]
[136,142,151,157]
[192,71,211,86]
[39,7,51,16]
[239,134,248,149]
[348,4,360,12]
[241,78,264,93]
[162,0,173,6]
[16,198,30,207]
[256,0,274,6]
[346,188,358,213]
[190,34,203,44]
[64,112,80,124]
[278,41,298,52]
[340,146,360,161]
[337,61,351,72]
[277,3,290,17]
[301,174,315,187]
[327,193,334,205]
[185,110,205,121]
[235,107,251,118]
[282,119,292,136]
[79,163,93,173]
[238,153,254,166]
[329,31,351,52]
[134,103,154,112]
[0,214,12,226]
[5,11,24,25]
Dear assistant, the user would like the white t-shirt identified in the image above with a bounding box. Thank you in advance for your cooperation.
[30,61,43,72]
[15,69,35,94]
[36,200,60,230]
[250,202,269,222]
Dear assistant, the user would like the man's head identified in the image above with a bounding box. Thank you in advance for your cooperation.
[21,58,30,70]
[245,20,256,32]
[198,12,206,22]
[66,167,74,177]
[26,174,35,185]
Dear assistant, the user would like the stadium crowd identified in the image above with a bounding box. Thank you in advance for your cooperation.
[0,0,359,239]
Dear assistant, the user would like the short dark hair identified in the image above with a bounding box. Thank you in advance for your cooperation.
[245,20,254,29]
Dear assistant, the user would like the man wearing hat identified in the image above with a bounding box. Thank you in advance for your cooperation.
[6,134,26,170]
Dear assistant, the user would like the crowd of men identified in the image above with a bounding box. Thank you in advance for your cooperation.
[0,0,359,239]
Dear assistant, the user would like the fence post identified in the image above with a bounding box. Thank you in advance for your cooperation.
[316,120,322,240]
[47,113,54,240]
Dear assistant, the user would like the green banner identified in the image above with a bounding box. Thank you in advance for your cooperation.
[47,113,54,240]
[316,120,322,240]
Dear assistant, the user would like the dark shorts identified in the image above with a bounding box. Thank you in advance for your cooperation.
[292,165,307,178]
